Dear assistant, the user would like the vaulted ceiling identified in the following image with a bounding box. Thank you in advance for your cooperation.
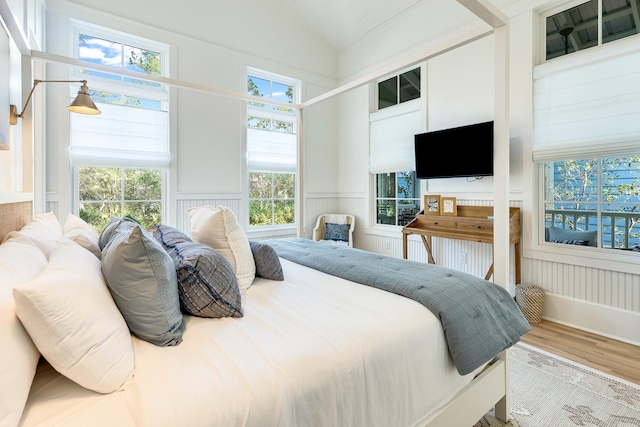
[273,0,431,51]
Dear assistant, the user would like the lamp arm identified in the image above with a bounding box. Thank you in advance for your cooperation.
[14,79,88,119]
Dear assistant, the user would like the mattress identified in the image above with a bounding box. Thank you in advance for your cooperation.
[19,258,484,427]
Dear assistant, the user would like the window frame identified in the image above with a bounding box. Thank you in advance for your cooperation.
[73,166,166,232]
[69,20,170,227]
[540,0,640,63]
[374,171,420,227]
[246,67,300,231]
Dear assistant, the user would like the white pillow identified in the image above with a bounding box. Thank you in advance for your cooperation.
[1,212,62,259]
[187,206,256,294]
[13,238,135,394]
[63,213,101,258]
[0,234,48,427]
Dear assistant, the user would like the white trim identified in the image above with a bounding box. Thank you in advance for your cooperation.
[543,292,640,346]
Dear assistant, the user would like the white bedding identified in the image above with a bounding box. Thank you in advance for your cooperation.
[19,258,483,427]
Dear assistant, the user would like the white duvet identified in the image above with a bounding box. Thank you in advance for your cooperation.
[20,259,481,427]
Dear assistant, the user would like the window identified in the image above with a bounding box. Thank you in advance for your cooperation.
[78,167,162,231]
[543,157,640,249]
[70,23,169,231]
[375,171,420,226]
[377,67,420,110]
[246,68,299,227]
[545,0,639,60]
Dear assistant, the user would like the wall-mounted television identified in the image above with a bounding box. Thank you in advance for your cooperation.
[414,121,493,179]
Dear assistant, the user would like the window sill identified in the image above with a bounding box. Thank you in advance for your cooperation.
[246,225,297,240]
[524,242,640,275]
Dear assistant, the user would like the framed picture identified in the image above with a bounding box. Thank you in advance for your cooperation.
[441,197,457,215]
[424,195,441,215]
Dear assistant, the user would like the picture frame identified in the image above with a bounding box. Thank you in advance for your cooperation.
[424,194,441,215]
[441,197,457,215]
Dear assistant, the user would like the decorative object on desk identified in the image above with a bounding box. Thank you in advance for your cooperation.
[441,197,457,216]
[515,283,545,324]
[424,194,441,215]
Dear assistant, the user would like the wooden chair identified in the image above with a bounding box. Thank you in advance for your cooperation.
[313,214,355,247]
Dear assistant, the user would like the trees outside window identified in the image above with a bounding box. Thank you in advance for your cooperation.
[79,167,162,231]
[544,157,640,248]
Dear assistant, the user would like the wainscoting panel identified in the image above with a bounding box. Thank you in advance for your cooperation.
[175,198,241,234]
[523,257,640,313]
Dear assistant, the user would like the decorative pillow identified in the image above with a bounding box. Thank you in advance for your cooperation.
[0,234,48,426]
[187,206,256,294]
[13,238,134,393]
[550,239,589,245]
[63,213,101,259]
[547,226,597,247]
[249,240,284,281]
[153,225,243,318]
[101,217,184,346]
[1,212,62,259]
[324,222,350,242]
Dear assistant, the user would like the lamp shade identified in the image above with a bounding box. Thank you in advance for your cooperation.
[67,83,101,115]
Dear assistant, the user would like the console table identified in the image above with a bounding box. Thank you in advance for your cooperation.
[401,206,521,284]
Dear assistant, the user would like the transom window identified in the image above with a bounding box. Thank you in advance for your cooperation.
[545,0,640,61]
[377,67,421,110]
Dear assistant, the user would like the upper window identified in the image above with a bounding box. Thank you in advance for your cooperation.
[246,68,299,228]
[543,157,640,249]
[545,0,639,60]
[377,67,421,110]
[71,22,170,231]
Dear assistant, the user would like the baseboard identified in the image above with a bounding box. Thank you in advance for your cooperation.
[543,293,640,347]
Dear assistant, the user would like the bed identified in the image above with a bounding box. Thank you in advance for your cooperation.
[0,202,530,427]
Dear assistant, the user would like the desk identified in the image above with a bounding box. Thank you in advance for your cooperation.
[402,206,521,283]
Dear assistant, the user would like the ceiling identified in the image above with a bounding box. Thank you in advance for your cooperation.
[273,0,430,51]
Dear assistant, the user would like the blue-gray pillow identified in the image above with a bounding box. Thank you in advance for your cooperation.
[249,240,284,281]
[101,217,184,346]
[547,226,597,247]
[153,225,243,318]
[324,223,350,242]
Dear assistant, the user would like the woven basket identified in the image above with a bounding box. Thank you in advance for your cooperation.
[515,284,545,324]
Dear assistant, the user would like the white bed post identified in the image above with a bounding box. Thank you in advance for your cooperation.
[457,0,511,422]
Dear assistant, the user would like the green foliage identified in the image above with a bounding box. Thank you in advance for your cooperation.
[249,172,295,226]
[79,167,162,232]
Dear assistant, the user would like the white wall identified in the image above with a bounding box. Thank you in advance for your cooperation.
[43,0,340,231]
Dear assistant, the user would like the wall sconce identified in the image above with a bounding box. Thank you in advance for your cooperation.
[9,79,101,125]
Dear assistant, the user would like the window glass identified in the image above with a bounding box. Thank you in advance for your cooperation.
[543,157,640,249]
[378,77,397,110]
[249,172,295,226]
[399,68,421,103]
[545,0,639,60]
[376,171,419,226]
[79,166,162,231]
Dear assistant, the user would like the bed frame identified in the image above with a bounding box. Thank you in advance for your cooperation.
[1,200,511,426]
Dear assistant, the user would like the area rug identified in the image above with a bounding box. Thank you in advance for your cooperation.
[474,342,640,426]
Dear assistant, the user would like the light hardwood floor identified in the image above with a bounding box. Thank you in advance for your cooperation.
[520,320,640,385]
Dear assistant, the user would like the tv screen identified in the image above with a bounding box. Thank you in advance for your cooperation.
[414,121,493,179]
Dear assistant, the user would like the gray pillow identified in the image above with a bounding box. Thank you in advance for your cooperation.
[153,225,243,318]
[101,217,184,346]
[547,226,597,247]
[250,240,284,281]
